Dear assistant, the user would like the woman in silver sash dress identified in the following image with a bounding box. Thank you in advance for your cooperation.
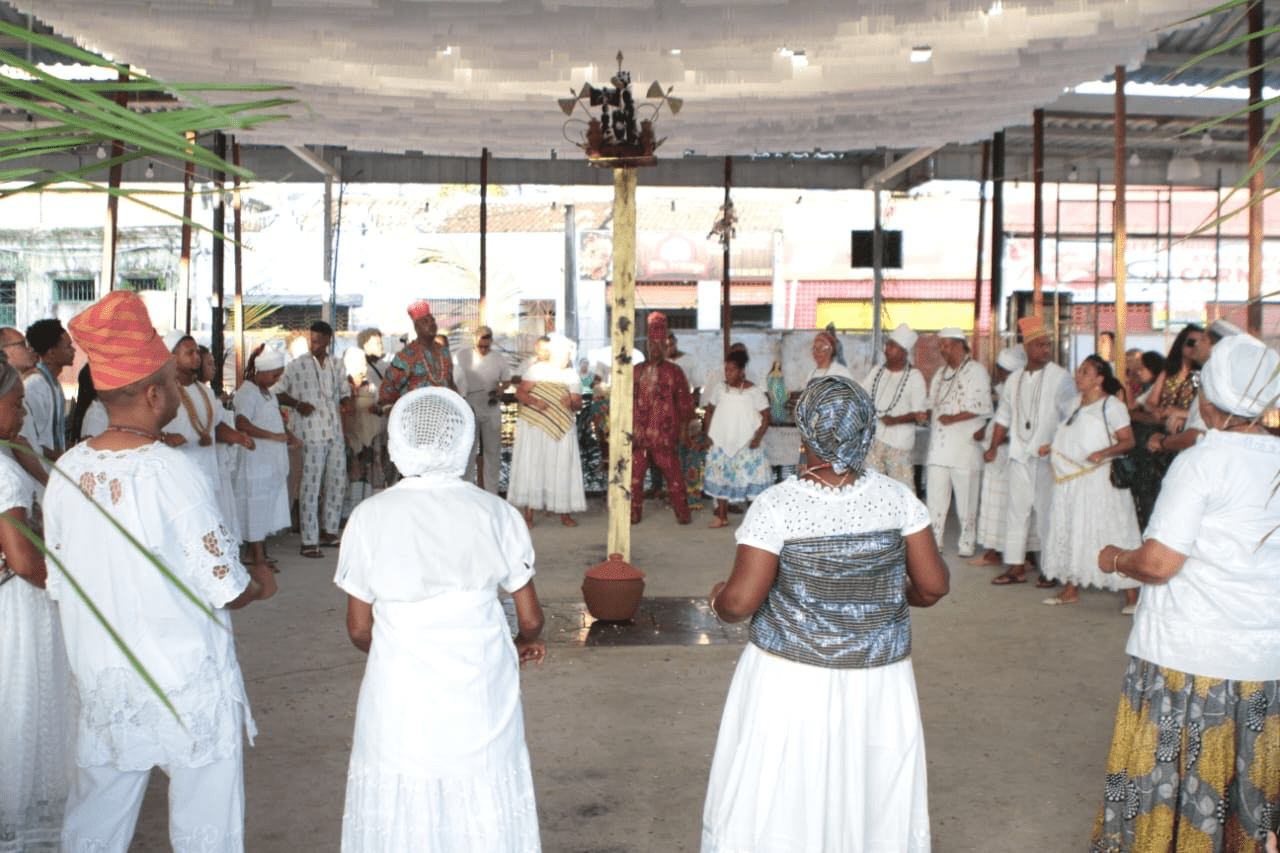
[703,375,950,853]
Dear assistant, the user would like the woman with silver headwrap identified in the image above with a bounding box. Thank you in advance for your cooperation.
[702,375,949,853]
[1092,334,1280,853]
[0,359,76,850]
[335,387,546,853]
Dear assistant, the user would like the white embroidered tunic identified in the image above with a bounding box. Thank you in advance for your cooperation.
[859,365,927,451]
[44,442,256,771]
[925,358,992,469]
[993,361,1075,464]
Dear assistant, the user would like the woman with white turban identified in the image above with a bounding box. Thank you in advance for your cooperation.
[1093,334,1280,853]
[233,346,295,571]
[702,376,950,853]
[335,387,546,853]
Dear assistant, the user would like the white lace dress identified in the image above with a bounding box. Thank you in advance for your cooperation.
[0,453,76,853]
[1042,395,1142,591]
[43,443,256,773]
[703,474,934,853]
[336,475,540,853]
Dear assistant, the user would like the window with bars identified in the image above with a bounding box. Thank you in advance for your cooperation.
[54,278,96,303]
[0,281,14,327]
[123,276,166,292]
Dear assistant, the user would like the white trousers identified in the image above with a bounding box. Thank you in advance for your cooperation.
[1000,456,1054,566]
[300,436,346,546]
[61,750,245,853]
[926,464,981,555]
[465,399,504,494]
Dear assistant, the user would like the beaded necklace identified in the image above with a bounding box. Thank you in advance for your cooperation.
[870,365,910,417]
[932,357,969,412]
[178,383,214,446]
[1013,367,1046,438]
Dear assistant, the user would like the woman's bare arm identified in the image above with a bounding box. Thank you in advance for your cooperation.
[709,544,780,623]
[904,528,949,607]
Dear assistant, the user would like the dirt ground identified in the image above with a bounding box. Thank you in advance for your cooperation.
[125,495,1134,852]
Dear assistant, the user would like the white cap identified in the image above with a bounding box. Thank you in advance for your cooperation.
[1209,319,1245,340]
[938,327,966,341]
[1200,334,1280,418]
[256,348,286,372]
[887,322,918,354]
[996,345,1027,372]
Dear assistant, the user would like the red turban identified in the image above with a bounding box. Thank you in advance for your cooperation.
[1017,315,1049,341]
[647,312,668,340]
[68,292,172,391]
[407,300,433,322]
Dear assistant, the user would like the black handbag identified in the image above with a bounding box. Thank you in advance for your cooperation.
[1101,398,1137,490]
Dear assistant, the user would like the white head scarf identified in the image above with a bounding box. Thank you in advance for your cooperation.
[387,387,476,478]
[996,345,1027,372]
[1200,334,1280,419]
[887,323,918,356]
[255,347,286,373]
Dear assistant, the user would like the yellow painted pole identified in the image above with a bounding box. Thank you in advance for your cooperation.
[608,167,637,561]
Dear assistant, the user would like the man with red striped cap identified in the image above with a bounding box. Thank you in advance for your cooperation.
[631,312,695,524]
[43,291,276,853]
[377,299,461,410]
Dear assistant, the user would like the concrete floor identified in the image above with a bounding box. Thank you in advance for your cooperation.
[125,495,1135,852]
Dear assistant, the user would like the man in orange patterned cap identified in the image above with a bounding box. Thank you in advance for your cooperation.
[631,312,695,524]
[377,299,461,410]
[43,291,276,853]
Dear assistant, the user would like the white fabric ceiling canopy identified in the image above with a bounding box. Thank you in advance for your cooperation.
[20,0,1205,158]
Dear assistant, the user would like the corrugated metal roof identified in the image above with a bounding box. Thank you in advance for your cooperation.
[1123,4,1280,90]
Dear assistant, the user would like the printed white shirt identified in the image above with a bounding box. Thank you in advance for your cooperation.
[926,358,992,469]
[277,352,350,444]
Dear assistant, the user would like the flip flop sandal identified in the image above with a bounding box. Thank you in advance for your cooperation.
[299,546,324,559]
[1035,576,1059,588]
[991,570,1027,585]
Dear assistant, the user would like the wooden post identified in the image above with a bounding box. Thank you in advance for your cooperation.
[100,69,129,296]
[232,139,245,388]
[211,131,226,396]
[1032,109,1045,320]
[480,148,489,326]
[972,141,990,364]
[1114,66,1129,388]
[179,132,195,332]
[720,156,732,359]
[990,131,1006,332]
[1247,0,1265,336]
[608,167,638,561]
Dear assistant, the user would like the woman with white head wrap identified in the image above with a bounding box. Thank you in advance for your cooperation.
[507,334,587,527]
[1093,334,1280,853]
[335,387,545,853]
[702,376,949,853]
[971,345,1026,565]
[232,345,294,569]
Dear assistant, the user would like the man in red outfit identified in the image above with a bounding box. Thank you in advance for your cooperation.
[631,313,694,525]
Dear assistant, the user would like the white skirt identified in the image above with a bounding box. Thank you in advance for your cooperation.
[506,422,586,514]
[1041,465,1142,591]
[235,441,291,543]
[702,644,931,853]
[0,576,77,853]
[976,447,1009,550]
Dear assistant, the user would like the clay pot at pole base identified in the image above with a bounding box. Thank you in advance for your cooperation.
[583,552,646,622]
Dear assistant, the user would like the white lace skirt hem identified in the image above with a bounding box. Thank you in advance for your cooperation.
[702,645,931,853]
[506,423,586,513]
[1041,467,1141,591]
[341,753,540,853]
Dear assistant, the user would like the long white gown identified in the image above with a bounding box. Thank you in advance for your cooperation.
[0,454,76,853]
[1042,394,1142,590]
[506,361,585,514]
[335,475,541,853]
[233,382,291,542]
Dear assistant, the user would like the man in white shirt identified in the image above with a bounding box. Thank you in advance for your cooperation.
[924,327,992,557]
[454,325,512,493]
[985,315,1076,585]
[46,291,276,853]
[21,318,76,470]
[275,321,352,557]
[859,322,926,490]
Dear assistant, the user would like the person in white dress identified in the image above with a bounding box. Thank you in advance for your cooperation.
[335,387,546,853]
[163,334,255,545]
[971,345,1026,566]
[1039,355,1142,610]
[703,375,949,853]
[44,291,276,853]
[507,336,586,528]
[924,327,992,557]
[804,330,854,385]
[233,347,296,572]
[701,349,771,529]
[0,359,76,852]
[859,322,927,490]
[985,315,1076,586]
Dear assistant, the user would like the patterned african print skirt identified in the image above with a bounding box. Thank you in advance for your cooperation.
[1090,656,1280,853]
[703,445,771,502]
